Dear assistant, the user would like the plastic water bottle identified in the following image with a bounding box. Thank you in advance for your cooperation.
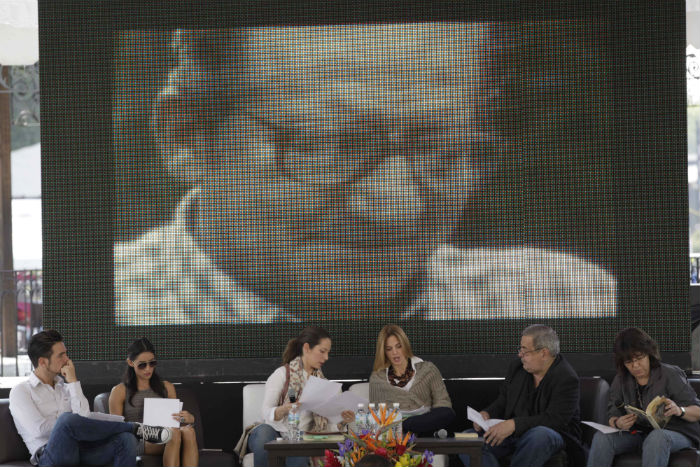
[287,403,300,441]
[355,403,368,432]
[392,402,403,440]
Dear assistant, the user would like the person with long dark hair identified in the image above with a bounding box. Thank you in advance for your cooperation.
[235,326,354,467]
[587,328,700,467]
[109,338,198,467]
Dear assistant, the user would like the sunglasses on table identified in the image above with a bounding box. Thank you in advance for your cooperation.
[135,360,158,370]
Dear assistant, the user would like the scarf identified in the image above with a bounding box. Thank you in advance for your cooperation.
[278,356,329,432]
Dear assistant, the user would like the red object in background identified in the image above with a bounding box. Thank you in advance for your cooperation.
[17,301,30,322]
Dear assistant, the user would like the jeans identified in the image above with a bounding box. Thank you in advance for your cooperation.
[459,426,565,467]
[37,412,138,467]
[248,423,308,467]
[587,429,693,467]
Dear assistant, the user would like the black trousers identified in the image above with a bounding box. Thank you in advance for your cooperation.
[401,406,456,437]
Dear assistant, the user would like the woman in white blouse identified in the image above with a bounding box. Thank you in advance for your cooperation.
[246,326,354,467]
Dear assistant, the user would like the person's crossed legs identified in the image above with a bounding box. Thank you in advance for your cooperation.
[38,412,171,467]
[459,426,564,467]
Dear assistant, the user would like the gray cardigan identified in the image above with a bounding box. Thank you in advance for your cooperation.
[608,362,700,447]
[369,359,452,411]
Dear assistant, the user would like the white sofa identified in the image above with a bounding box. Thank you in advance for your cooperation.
[242,384,267,467]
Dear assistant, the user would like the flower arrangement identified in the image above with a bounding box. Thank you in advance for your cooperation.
[323,405,434,467]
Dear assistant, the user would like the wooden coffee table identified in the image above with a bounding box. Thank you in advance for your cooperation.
[264,436,483,466]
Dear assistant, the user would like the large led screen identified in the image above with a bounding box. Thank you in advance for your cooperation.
[40,2,689,360]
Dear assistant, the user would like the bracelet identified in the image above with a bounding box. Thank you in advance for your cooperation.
[613,418,620,429]
[680,406,686,418]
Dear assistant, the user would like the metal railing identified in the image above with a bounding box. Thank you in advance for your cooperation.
[0,269,42,376]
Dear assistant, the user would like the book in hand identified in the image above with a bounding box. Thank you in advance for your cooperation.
[624,395,671,430]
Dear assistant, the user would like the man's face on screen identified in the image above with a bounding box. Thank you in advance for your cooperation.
[197,23,493,317]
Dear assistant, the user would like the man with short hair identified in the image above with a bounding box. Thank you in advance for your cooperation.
[460,324,584,467]
[9,330,172,466]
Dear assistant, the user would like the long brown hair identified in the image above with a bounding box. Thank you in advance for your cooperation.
[123,337,167,406]
[282,326,331,364]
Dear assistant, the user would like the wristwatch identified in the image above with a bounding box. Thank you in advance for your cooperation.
[680,406,687,417]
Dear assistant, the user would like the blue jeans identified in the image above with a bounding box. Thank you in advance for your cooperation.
[587,429,693,467]
[38,412,138,467]
[247,423,308,467]
[459,426,565,467]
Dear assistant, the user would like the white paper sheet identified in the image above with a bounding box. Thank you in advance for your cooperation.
[296,376,368,420]
[87,412,124,422]
[143,398,183,428]
[308,390,369,419]
[467,406,504,431]
[298,376,343,411]
[582,421,621,434]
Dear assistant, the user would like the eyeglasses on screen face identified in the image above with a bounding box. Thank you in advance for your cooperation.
[135,360,158,370]
[243,113,505,193]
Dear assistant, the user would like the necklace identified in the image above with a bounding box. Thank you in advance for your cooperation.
[388,361,414,388]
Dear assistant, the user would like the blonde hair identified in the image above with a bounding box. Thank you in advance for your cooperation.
[373,324,414,372]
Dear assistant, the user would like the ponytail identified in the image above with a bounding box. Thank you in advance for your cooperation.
[282,326,331,364]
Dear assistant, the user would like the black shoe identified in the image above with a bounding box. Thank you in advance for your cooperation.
[134,423,173,444]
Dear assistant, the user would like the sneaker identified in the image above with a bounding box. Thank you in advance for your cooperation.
[134,423,173,444]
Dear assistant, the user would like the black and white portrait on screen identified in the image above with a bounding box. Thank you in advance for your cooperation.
[113,23,617,325]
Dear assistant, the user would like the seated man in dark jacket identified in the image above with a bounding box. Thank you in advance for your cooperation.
[460,324,583,467]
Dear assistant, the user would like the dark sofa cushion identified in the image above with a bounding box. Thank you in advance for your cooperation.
[0,399,31,464]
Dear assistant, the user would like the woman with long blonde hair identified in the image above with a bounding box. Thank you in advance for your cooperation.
[369,324,455,436]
